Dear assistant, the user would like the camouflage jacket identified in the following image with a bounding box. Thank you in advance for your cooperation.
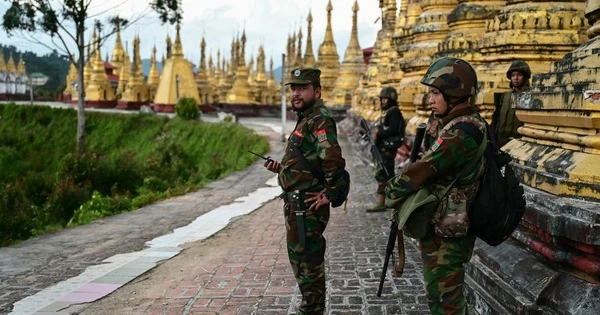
[278,99,347,202]
[386,105,486,237]
[495,87,528,147]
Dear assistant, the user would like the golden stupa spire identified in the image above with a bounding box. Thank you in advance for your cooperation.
[172,23,184,57]
[17,53,26,74]
[0,51,7,72]
[166,34,172,59]
[247,54,255,86]
[153,23,200,106]
[296,26,303,65]
[316,0,340,102]
[7,51,17,73]
[304,9,316,66]
[120,35,148,104]
[147,45,160,87]
[111,23,124,74]
[329,0,364,106]
[199,37,207,72]
[256,45,267,83]
[86,33,116,102]
[84,42,92,86]
[239,29,247,67]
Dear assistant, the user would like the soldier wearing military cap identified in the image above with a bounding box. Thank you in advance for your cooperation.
[386,57,487,315]
[263,67,348,315]
[491,60,530,146]
[366,86,406,212]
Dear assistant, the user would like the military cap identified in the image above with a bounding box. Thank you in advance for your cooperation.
[286,67,321,85]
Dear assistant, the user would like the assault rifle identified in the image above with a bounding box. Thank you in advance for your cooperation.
[358,118,390,177]
[377,122,427,297]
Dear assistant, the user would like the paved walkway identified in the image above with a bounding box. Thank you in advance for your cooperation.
[2,117,428,315]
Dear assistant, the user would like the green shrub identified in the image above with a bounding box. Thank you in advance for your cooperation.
[175,97,200,120]
[0,103,270,246]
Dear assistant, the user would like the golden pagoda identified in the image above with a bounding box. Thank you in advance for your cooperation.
[254,46,268,103]
[304,10,317,67]
[226,29,255,104]
[352,0,398,120]
[85,35,116,107]
[16,54,25,75]
[153,23,200,111]
[206,53,217,104]
[116,43,130,97]
[247,54,256,88]
[293,27,303,70]
[212,50,224,104]
[196,37,210,105]
[399,0,458,135]
[315,0,340,103]
[64,59,78,99]
[110,24,125,76]
[218,58,229,102]
[6,52,17,73]
[265,57,279,104]
[147,45,160,101]
[118,35,148,109]
[475,0,587,119]
[0,51,6,73]
[329,0,364,107]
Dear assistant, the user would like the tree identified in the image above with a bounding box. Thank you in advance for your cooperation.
[2,0,183,154]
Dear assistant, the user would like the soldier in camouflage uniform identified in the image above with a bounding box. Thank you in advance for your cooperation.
[385,57,486,315]
[263,67,347,315]
[366,86,406,212]
[491,60,530,146]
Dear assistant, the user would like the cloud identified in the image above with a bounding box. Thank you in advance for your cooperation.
[0,0,384,68]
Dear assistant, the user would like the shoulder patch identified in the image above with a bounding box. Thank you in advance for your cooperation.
[431,138,443,152]
[316,129,327,143]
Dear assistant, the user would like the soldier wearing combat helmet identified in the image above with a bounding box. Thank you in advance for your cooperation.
[262,67,348,315]
[491,60,530,146]
[366,86,406,212]
[386,57,486,314]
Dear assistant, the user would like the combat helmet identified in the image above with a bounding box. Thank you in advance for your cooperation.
[420,57,478,98]
[379,86,398,101]
[506,60,531,79]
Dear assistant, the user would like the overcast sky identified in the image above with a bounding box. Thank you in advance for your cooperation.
[0,0,384,68]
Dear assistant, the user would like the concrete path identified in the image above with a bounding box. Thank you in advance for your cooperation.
[0,116,428,315]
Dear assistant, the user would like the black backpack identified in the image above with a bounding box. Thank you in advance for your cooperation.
[453,122,527,246]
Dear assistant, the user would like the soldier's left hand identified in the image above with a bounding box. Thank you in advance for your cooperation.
[305,189,330,211]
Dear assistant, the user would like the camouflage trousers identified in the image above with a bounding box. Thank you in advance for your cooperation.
[284,199,330,315]
[419,228,475,315]
[374,148,396,194]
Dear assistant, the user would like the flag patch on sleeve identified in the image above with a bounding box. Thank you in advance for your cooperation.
[316,129,327,143]
[431,138,443,152]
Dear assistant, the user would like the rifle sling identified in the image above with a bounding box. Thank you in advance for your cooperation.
[290,144,326,186]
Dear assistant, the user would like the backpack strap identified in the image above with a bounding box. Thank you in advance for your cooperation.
[289,144,326,185]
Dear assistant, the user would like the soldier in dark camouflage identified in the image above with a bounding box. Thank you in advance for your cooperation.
[386,57,486,315]
[263,67,347,315]
[491,60,530,147]
[366,86,406,212]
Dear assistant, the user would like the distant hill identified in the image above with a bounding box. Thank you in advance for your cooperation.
[142,58,283,85]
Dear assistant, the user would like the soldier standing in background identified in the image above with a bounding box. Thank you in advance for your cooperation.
[491,60,530,147]
[366,86,406,212]
[386,57,486,315]
[263,67,348,315]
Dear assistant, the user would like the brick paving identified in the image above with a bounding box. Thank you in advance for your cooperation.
[3,117,429,315]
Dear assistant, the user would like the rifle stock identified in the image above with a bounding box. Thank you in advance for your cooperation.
[376,123,427,297]
[359,118,390,177]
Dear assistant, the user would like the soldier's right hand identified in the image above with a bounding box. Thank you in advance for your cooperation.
[264,158,281,173]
